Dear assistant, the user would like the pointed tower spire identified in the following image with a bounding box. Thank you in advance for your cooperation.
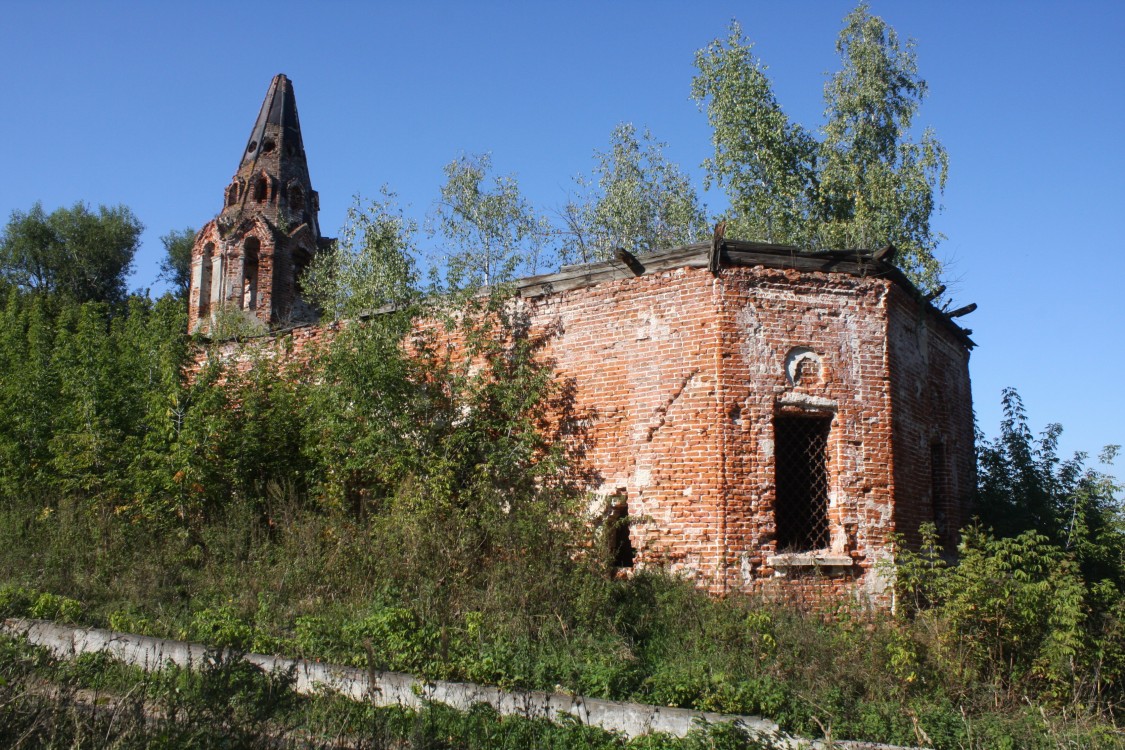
[220,74,321,238]
[187,74,331,336]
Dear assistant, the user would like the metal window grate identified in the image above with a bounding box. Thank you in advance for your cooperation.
[774,415,831,552]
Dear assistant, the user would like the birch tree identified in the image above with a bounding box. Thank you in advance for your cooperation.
[692,4,949,292]
[563,123,707,263]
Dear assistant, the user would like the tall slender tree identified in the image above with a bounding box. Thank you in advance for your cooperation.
[430,154,548,290]
[692,4,948,292]
[302,192,419,322]
[157,227,197,300]
[563,123,707,263]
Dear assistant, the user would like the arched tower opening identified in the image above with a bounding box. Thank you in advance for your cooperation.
[243,237,260,310]
[199,242,215,315]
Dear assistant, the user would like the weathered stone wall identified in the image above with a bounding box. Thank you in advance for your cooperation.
[886,285,976,551]
[193,252,974,606]
[513,265,903,602]
[189,218,277,333]
[715,267,897,601]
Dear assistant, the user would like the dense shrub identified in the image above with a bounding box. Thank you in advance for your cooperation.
[0,249,1122,747]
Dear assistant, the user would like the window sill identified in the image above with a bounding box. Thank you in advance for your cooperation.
[768,553,854,568]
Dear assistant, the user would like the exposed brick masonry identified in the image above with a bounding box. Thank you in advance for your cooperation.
[194,250,974,607]
[188,76,975,607]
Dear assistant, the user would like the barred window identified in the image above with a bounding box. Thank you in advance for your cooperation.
[774,414,831,552]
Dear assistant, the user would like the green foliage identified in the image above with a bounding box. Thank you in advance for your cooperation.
[564,123,708,262]
[897,526,1090,698]
[430,153,551,288]
[28,591,84,622]
[976,388,1125,589]
[816,5,948,287]
[692,5,949,292]
[691,24,818,249]
[0,291,190,517]
[158,226,196,298]
[0,201,144,304]
[303,191,420,321]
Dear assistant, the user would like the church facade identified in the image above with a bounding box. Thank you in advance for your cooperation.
[189,76,976,604]
[188,75,330,335]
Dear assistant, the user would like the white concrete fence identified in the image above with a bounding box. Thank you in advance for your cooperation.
[3,617,925,749]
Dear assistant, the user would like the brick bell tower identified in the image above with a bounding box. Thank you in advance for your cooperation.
[188,74,331,335]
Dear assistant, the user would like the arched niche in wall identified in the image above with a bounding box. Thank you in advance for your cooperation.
[199,242,215,315]
[292,246,311,300]
[243,237,260,310]
[784,347,824,388]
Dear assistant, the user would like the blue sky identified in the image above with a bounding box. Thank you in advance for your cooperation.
[1,1,1122,464]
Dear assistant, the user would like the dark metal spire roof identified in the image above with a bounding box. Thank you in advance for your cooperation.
[221,74,321,239]
[241,74,304,168]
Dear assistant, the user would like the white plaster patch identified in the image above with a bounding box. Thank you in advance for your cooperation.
[740,553,755,585]
[863,551,894,603]
[635,309,670,342]
[761,438,774,459]
[634,468,652,487]
[735,302,774,375]
[585,495,607,516]
[777,392,838,410]
[682,486,693,497]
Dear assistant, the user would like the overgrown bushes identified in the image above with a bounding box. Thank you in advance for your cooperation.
[0,227,1122,747]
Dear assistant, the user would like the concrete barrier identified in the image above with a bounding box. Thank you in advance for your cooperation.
[2,617,927,749]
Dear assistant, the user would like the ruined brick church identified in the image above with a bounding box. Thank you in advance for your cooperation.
[189,75,975,604]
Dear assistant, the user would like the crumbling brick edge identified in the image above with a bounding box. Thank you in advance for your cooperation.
[3,617,927,749]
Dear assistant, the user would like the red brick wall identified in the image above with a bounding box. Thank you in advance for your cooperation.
[193,260,973,606]
[886,285,975,552]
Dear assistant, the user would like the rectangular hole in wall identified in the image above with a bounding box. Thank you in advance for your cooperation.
[774,414,831,552]
[606,495,635,569]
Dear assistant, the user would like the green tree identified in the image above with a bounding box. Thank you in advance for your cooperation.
[158,227,196,299]
[691,27,819,248]
[430,153,548,290]
[896,526,1090,700]
[692,4,948,292]
[0,202,144,304]
[562,123,708,263]
[976,388,1125,589]
[302,193,419,322]
[0,291,60,495]
[816,5,948,288]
